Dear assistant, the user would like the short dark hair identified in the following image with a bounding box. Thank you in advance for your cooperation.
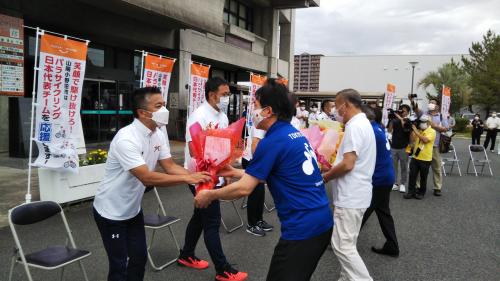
[255,78,293,122]
[429,97,440,106]
[361,104,375,121]
[132,87,162,118]
[321,99,333,111]
[336,89,363,108]
[373,107,383,124]
[311,103,318,108]
[205,77,228,101]
[399,104,411,112]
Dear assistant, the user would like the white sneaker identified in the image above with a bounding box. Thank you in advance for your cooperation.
[392,184,399,191]
[399,184,406,193]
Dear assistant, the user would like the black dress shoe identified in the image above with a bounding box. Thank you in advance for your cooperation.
[433,190,442,196]
[403,193,414,199]
[371,246,399,257]
[415,193,424,200]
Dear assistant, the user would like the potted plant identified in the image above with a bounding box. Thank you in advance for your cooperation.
[38,149,107,204]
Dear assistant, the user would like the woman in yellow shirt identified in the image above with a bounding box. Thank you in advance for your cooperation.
[404,115,436,199]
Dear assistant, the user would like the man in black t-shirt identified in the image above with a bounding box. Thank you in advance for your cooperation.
[388,104,411,193]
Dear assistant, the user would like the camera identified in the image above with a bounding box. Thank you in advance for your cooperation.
[408,115,422,127]
[388,108,403,120]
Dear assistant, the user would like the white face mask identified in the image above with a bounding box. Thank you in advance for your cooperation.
[419,123,428,130]
[300,106,306,111]
[474,117,479,120]
[148,106,169,127]
[217,96,230,111]
[428,103,437,111]
[252,108,267,128]
[311,108,318,113]
[334,103,346,123]
[330,107,336,115]
[493,114,497,118]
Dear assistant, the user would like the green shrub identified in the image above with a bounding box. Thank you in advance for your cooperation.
[454,117,469,132]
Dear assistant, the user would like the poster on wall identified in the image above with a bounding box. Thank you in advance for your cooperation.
[33,33,88,173]
[141,53,175,102]
[441,86,451,119]
[382,83,396,126]
[0,14,24,96]
[188,62,210,116]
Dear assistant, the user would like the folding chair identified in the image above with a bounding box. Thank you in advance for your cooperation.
[240,184,275,212]
[220,199,244,233]
[441,143,462,176]
[466,145,493,176]
[143,187,181,271]
[8,201,91,281]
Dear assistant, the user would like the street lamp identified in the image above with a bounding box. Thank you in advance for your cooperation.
[409,61,419,98]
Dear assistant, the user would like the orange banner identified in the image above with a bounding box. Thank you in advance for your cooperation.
[40,34,87,61]
[191,63,210,78]
[145,55,175,73]
[387,83,396,93]
[251,73,267,86]
[277,78,288,87]
[442,86,451,97]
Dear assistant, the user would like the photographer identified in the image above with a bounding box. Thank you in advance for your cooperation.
[404,115,436,200]
[387,105,411,193]
[410,97,448,197]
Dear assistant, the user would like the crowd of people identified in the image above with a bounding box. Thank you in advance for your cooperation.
[92,77,485,281]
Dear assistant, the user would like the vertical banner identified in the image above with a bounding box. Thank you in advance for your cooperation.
[33,33,88,173]
[277,77,288,87]
[0,14,24,96]
[441,86,451,119]
[188,62,210,115]
[142,53,175,102]
[246,73,267,127]
[382,83,396,127]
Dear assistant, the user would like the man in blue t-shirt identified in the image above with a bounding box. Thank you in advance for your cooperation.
[194,80,333,281]
[360,105,399,257]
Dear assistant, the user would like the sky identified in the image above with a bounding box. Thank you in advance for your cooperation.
[294,0,500,56]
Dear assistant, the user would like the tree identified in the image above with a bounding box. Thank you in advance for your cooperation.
[417,59,470,114]
[462,30,500,116]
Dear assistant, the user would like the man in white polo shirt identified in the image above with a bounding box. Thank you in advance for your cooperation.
[179,77,247,281]
[323,89,376,281]
[93,87,211,281]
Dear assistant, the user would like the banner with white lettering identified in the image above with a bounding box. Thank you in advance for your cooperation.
[33,33,88,173]
[188,62,210,115]
[246,73,267,127]
[441,86,451,119]
[142,53,175,102]
[382,83,396,127]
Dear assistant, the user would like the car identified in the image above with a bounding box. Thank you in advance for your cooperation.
[461,112,476,122]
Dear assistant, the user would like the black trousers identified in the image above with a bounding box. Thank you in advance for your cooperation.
[181,185,228,271]
[408,158,432,195]
[93,208,147,281]
[484,129,498,150]
[361,185,399,251]
[242,158,265,226]
[266,227,332,281]
[471,130,482,145]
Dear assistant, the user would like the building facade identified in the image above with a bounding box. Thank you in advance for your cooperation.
[0,0,319,157]
[293,53,322,92]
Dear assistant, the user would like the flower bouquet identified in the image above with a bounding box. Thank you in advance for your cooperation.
[188,118,246,194]
[301,119,344,170]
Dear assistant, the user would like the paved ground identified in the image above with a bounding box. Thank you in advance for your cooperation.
[0,138,499,281]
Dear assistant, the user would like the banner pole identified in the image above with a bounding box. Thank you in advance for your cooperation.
[26,27,42,203]
[139,51,146,87]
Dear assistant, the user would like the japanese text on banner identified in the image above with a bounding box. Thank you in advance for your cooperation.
[382,83,396,126]
[33,33,87,173]
[143,54,175,102]
[189,63,210,115]
[246,73,267,127]
[441,86,451,119]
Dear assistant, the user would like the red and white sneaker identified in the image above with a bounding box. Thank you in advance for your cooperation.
[177,255,209,270]
[215,264,248,281]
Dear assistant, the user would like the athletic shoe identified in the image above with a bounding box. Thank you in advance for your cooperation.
[257,220,274,232]
[246,225,265,237]
[215,264,248,281]
[392,184,399,191]
[491,150,495,153]
[177,255,209,270]
[399,184,406,193]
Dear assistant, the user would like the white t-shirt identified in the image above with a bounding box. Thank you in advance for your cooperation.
[332,113,376,209]
[296,108,309,128]
[485,116,500,130]
[243,127,266,161]
[184,101,229,168]
[308,111,320,123]
[291,116,301,130]
[93,119,171,220]
[316,111,330,121]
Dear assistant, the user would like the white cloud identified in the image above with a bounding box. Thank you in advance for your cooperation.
[295,0,500,55]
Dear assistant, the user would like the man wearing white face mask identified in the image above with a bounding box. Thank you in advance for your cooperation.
[296,100,309,129]
[93,87,212,281]
[484,111,499,152]
[316,99,336,121]
[180,77,248,281]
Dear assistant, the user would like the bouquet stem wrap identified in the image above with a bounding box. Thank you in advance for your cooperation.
[189,118,246,194]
